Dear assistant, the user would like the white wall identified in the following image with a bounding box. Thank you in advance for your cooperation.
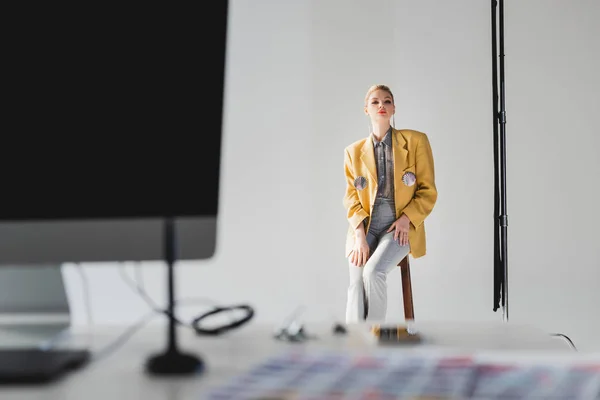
[505,0,600,349]
[63,0,600,351]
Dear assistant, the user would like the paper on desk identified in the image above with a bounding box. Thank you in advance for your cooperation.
[202,348,600,399]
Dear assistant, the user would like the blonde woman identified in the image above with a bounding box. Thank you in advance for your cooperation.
[343,84,437,323]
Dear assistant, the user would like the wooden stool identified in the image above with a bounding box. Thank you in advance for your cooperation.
[398,256,414,320]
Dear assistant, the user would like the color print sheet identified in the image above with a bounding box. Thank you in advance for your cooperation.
[204,348,600,399]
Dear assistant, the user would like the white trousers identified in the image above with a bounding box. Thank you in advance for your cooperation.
[345,198,410,323]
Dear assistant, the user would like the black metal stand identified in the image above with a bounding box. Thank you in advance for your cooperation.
[145,217,204,375]
[491,0,509,322]
[490,1,577,351]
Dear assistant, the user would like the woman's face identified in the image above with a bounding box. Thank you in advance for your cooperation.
[365,89,395,123]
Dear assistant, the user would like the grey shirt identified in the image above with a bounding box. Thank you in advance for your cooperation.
[372,127,395,200]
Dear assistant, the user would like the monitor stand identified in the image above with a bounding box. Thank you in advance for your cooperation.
[145,217,204,375]
[0,265,90,384]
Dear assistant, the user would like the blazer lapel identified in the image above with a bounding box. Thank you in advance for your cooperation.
[393,128,409,189]
[360,138,377,185]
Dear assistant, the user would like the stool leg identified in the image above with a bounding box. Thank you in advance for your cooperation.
[400,257,414,320]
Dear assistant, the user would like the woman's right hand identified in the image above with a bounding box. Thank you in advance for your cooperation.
[350,234,370,267]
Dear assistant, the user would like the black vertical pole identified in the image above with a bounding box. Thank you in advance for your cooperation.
[145,217,204,375]
[491,0,509,321]
[498,0,509,322]
[491,0,501,313]
[165,217,178,351]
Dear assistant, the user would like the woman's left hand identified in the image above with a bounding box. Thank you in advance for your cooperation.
[387,214,411,246]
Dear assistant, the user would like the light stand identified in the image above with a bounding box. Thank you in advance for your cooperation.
[491,0,509,322]
[490,1,577,351]
[145,217,204,375]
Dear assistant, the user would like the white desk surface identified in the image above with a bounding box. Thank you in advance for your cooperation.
[0,320,590,400]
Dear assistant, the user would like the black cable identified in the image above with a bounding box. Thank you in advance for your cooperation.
[119,262,255,336]
[62,263,160,364]
[191,305,254,336]
[118,263,187,325]
[74,263,255,365]
[550,333,578,351]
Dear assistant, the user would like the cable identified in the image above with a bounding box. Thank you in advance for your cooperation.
[118,263,173,316]
[191,304,254,336]
[550,333,578,351]
[119,262,249,332]
[74,263,95,351]
[66,262,254,364]
[91,309,157,363]
[75,263,94,329]
[116,262,253,339]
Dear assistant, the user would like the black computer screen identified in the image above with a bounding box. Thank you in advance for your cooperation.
[1,5,227,221]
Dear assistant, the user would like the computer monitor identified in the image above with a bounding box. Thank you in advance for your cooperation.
[0,3,229,380]
[0,6,226,265]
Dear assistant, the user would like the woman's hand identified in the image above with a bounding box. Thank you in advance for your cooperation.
[350,232,370,267]
[387,214,411,246]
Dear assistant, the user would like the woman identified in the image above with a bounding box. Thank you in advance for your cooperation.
[343,84,437,323]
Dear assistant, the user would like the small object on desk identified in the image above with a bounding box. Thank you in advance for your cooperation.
[273,321,316,343]
[371,324,422,345]
[332,323,347,335]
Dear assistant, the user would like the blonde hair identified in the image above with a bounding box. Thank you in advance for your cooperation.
[364,84,395,106]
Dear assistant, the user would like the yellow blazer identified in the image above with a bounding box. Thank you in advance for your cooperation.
[343,128,437,259]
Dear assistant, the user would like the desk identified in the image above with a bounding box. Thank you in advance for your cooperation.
[0,320,585,400]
